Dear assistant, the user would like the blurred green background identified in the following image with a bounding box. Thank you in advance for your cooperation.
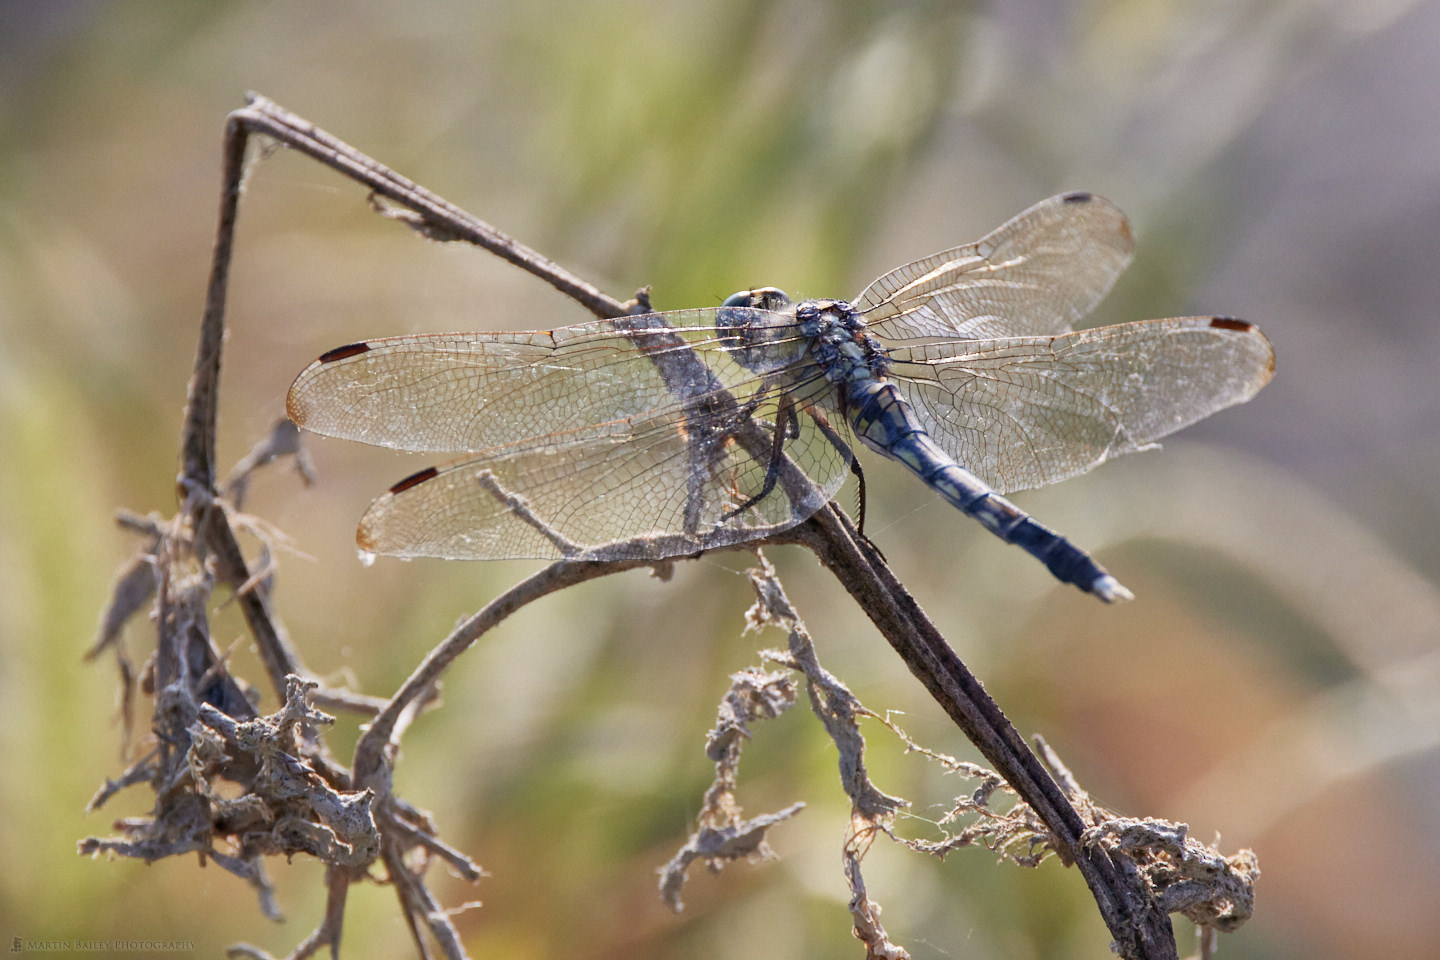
[3,1,1439,957]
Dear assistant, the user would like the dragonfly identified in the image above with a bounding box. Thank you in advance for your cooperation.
[287,192,1274,602]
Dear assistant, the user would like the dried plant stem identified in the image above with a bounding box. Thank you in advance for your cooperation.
[93,93,1191,960]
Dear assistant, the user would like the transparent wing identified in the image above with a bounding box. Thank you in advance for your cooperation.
[885,316,1275,494]
[856,192,1135,341]
[289,309,765,454]
[353,400,846,561]
[287,309,850,560]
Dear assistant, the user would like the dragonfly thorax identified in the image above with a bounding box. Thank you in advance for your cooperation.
[718,288,892,389]
[795,298,891,385]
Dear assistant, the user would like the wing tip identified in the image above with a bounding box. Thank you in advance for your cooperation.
[1208,316,1277,380]
[1055,191,1133,255]
[284,391,306,427]
[358,468,440,556]
[288,342,374,427]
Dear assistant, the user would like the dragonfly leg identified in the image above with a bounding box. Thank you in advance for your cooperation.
[844,456,890,563]
[850,458,868,535]
[719,395,796,523]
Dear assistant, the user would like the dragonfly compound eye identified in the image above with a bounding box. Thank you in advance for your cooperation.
[717,287,799,373]
[720,286,790,311]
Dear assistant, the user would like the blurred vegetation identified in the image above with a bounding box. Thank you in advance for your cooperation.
[2,1,1439,958]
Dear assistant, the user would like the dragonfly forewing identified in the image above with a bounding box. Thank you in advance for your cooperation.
[885,316,1275,494]
[288,309,852,560]
[857,192,1135,341]
[288,310,770,454]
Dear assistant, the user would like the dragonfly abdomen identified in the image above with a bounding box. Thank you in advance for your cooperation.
[934,472,1131,602]
[845,379,1132,602]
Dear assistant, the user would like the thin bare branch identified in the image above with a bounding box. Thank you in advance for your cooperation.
[223,418,316,510]
[234,94,627,321]
[788,509,1181,958]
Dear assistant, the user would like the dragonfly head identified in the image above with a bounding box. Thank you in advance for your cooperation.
[717,287,800,374]
[721,286,792,312]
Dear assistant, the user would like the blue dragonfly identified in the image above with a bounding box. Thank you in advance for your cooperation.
[287,193,1273,602]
